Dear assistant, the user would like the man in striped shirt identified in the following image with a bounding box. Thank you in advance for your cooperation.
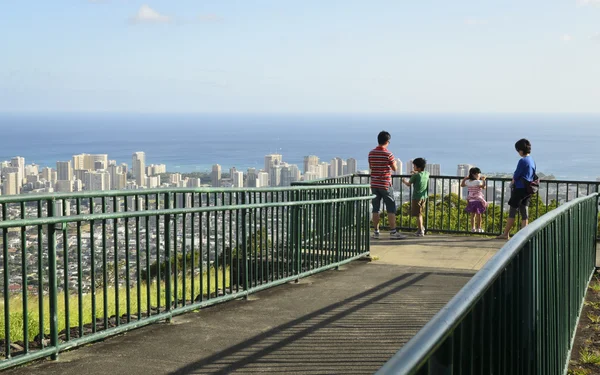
[369,131,406,239]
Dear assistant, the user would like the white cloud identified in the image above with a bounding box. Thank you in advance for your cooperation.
[465,18,487,26]
[561,34,573,42]
[130,5,171,24]
[591,32,600,42]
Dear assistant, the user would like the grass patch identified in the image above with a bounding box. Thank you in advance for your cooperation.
[589,279,600,293]
[587,313,600,324]
[0,267,230,343]
[568,368,591,375]
[580,348,600,365]
[585,301,600,310]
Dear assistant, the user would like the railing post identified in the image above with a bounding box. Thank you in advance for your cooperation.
[47,199,59,360]
[292,190,302,280]
[165,193,172,315]
[241,192,249,296]
[335,199,342,269]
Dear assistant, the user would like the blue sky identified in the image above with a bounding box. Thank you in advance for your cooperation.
[1,0,599,113]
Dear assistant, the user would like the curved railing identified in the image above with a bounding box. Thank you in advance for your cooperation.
[377,193,599,374]
[0,185,373,370]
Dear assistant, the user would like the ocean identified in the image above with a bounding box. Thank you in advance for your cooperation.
[0,112,599,181]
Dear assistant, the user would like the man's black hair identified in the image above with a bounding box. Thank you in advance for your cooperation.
[515,138,532,154]
[413,157,427,170]
[377,131,391,145]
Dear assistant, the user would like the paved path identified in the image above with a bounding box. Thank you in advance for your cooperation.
[7,235,503,375]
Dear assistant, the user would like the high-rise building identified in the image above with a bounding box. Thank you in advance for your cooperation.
[407,159,413,174]
[74,169,88,182]
[246,168,258,187]
[318,162,329,178]
[280,164,300,186]
[10,156,25,185]
[72,154,108,171]
[346,158,358,175]
[84,171,110,191]
[56,161,72,181]
[26,164,39,176]
[329,159,339,178]
[72,154,86,170]
[264,154,282,173]
[147,164,166,176]
[303,171,320,182]
[73,179,83,192]
[132,152,146,187]
[392,158,404,191]
[456,164,473,199]
[146,176,160,188]
[269,165,282,186]
[55,180,73,193]
[303,155,319,174]
[426,163,441,176]
[257,172,269,188]
[187,178,201,187]
[107,164,126,190]
[457,164,472,177]
[232,171,244,188]
[211,164,222,187]
[2,172,19,195]
[41,167,53,182]
[334,157,344,176]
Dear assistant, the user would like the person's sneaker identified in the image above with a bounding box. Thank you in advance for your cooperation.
[372,231,380,239]
[415,230,424,237]
[390,231,407,239]
[478,228,484,233]
[471,228,477,233]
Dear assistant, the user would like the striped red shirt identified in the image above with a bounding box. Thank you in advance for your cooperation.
[368,146,395,188]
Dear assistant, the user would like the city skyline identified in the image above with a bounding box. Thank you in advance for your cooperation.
[1,147,541,196]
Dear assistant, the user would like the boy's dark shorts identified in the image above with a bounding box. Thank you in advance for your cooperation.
[371,187,396,213]
[411,199,426,217]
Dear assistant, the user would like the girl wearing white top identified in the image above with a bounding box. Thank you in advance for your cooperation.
[461,167,488,233]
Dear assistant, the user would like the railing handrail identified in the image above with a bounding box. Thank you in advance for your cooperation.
[292,174,355,185]
[0,194,375,229]
[354,173,600,185]
[376,192,600,374]
[0,184,370,204]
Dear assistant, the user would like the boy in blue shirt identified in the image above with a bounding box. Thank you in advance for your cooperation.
[497,138,536,240]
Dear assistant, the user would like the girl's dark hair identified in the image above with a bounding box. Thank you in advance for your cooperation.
[468,167,481,181]
[515,138,532,154]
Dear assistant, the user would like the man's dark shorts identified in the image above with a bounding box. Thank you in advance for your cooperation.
[508,188,531,208]
[371,187,396,213]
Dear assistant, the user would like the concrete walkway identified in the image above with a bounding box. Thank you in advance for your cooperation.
[7,235,503,375]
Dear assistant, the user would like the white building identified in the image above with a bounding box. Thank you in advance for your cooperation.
[303,155,319,174]
[257,172,269,188]
[84,171,110,191]
[132,152,146,187]
[211,164,221,187]
[232,171,244,188]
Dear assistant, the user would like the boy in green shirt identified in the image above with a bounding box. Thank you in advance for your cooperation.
[402,158,429,236]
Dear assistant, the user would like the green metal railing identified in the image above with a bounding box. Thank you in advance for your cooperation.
[349,174,600,237]
[377,193,599,374]
[0,185,372,370]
